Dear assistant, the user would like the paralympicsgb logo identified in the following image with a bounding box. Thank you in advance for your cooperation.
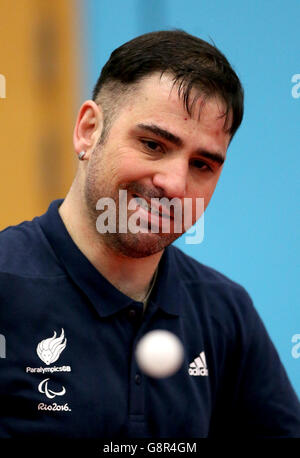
[34,328,72,413]
[36,329,67,365]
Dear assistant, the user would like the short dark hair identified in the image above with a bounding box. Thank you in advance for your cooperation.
[92,30,244,139]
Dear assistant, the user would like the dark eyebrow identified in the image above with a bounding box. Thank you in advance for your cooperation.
[196,150,225,166]
[136,123,225,166]
[136,123,183,147]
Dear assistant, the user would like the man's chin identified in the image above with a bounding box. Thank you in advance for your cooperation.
[99,231,179,258]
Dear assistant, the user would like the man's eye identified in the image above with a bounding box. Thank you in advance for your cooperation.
[191,159,212,172]
[141,140,162,152]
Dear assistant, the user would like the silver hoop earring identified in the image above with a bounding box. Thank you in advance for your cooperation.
[78,151,86,161]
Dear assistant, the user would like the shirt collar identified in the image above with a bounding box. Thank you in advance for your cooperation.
[37,199,182,318]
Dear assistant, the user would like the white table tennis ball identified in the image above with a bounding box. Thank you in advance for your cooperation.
[135,330,184,378]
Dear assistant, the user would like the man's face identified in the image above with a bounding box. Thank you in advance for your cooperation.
[84,73,231,258]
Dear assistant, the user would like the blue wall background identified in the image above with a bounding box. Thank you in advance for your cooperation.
[80,0,300,396]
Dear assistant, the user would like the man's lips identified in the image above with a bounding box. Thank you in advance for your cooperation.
[132,194,174,220]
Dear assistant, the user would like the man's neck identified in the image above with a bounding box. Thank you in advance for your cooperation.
[58,188,163,302]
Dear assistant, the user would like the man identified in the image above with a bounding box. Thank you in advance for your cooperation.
[0,30,299,438]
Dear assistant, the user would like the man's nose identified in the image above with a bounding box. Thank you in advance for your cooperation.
[152,157,188,199]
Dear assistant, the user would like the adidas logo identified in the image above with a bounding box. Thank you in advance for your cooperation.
[188,351,208,376]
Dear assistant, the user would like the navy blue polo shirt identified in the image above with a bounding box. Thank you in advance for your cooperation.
[0,199,300,438]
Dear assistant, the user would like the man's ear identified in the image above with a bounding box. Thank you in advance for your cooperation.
[73,100,104,160]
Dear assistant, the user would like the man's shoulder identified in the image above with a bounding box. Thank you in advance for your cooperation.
[168,246,267,349]
[169,245,254,321]
[0,216,61,278]
[170,245,249,293]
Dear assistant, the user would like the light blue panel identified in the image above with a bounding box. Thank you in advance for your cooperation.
[80,0,300,396]
[80,0,168,99]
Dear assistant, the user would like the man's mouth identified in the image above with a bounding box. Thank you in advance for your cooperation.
[132,194,173,220]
